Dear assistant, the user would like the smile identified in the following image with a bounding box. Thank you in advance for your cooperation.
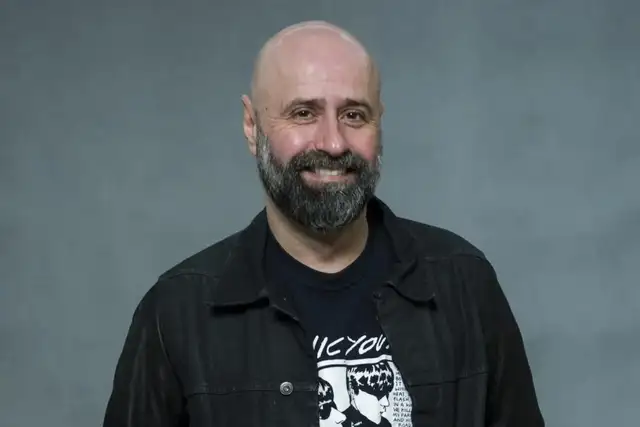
[300,169,355,183]
[314,168,347,176]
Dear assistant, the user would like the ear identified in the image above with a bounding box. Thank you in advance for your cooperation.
[241,94,257,156]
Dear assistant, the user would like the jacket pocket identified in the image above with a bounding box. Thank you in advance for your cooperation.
[184,380,317,427]
[404,369,455,426]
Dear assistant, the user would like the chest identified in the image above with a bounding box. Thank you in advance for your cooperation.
[167,270,488,427]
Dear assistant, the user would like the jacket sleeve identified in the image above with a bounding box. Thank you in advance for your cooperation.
[475,259,545,426]
[103,287,184,427]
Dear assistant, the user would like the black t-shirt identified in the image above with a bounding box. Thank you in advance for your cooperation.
[265,213,414,427]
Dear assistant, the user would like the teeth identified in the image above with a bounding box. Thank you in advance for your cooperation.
[315,169,345,176]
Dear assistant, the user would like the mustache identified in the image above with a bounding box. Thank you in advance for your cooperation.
[287,151,369,172]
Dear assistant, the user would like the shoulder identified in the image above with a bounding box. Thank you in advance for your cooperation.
[395,216,487,260]
[396,217,520,339]
[394,216,505,314]
[158,229,244,281]
[396,216,501,292]
[132,229,245,317]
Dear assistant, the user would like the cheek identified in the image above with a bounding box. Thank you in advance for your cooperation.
[347,131,380,161]
[268,129,314,161]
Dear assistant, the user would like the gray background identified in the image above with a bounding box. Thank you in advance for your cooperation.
[1,0,638,426]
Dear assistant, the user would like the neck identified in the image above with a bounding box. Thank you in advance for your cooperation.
[265,199,369,274]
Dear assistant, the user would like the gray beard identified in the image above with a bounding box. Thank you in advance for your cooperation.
[255,125,382,234]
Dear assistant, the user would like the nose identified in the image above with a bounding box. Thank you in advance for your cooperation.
[314,115,348,156]
[379,396,389,408]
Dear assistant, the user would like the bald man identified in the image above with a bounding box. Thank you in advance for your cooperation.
[103,21,544,427]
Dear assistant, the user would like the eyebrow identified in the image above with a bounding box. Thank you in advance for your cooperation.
[282,97,374,116]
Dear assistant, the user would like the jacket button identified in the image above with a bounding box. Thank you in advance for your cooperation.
[279,381,293,396]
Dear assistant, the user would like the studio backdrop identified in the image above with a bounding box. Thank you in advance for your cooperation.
[1,1,638,426]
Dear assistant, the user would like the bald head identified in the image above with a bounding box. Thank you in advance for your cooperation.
[241,21,383,233]
[250,21,381,113]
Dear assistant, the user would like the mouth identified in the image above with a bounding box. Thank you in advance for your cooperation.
[301,167,355,182]
[314,168,348,176]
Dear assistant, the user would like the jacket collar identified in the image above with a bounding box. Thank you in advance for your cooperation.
[208,197,435,308]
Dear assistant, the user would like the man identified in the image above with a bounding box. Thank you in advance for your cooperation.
[103,21,545,426]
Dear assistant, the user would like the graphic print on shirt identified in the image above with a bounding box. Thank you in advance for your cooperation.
[315,333,413,427]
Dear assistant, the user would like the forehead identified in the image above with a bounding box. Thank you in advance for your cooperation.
[265,45,376,110]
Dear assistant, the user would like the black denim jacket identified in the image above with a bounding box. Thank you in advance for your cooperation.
[103,198,545,426]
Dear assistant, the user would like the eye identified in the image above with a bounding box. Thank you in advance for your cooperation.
[343,110,367,123]
[292,108,314,120]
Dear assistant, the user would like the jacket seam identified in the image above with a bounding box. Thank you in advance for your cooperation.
[158,269,220,282]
